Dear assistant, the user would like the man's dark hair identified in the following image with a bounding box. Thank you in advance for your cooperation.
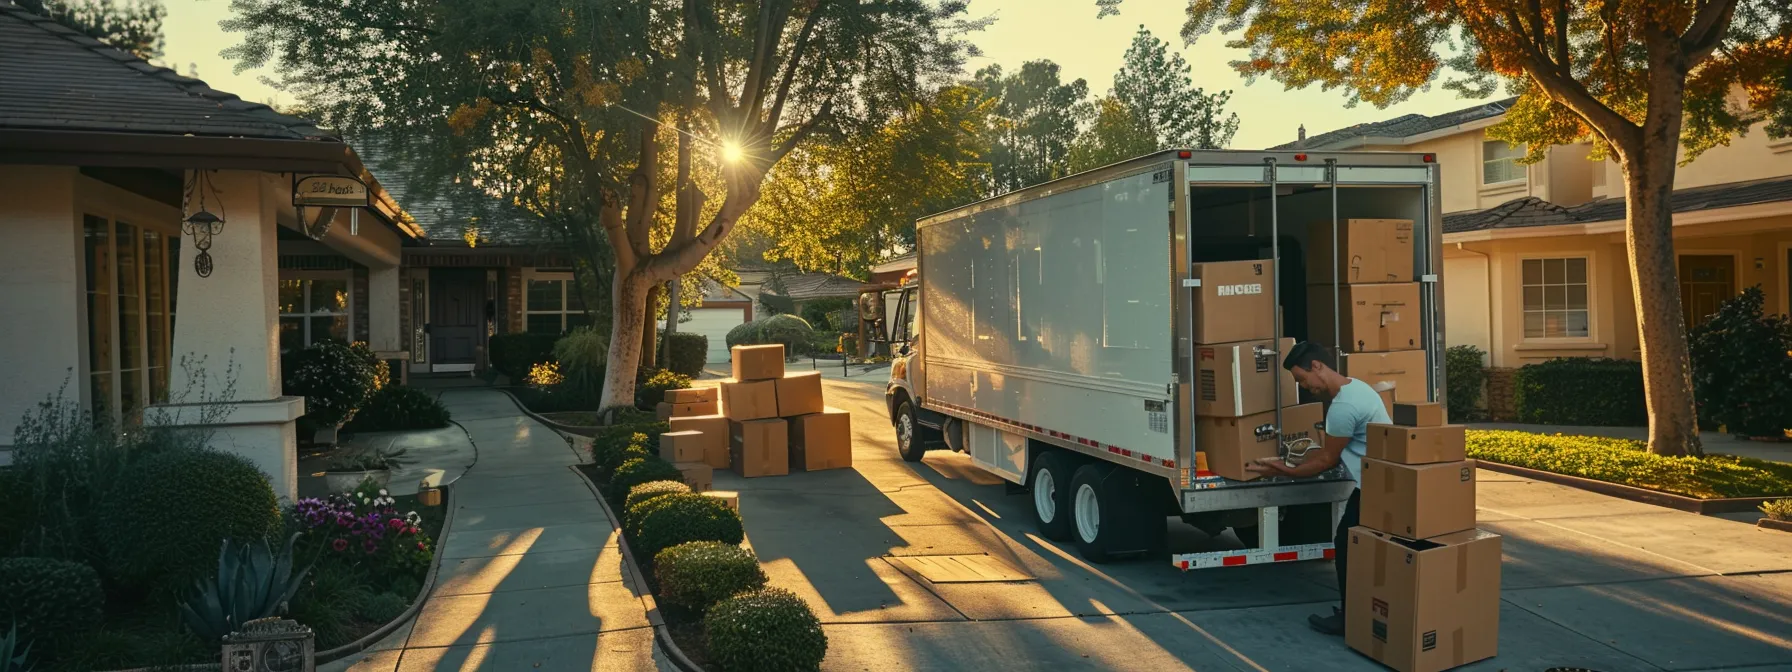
[1282,341,1331,372]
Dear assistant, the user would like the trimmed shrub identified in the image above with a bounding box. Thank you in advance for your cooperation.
[704,587,827,672]
[725,314,814,356]
[489,332,560,382]
[1689,287,1792,437]
[555,328,610,400]
[624,480,692,513]
[627,493,744,564]
[654,541,768,613]
[99,450,284,590]
[283,339,380,427]
[596,434,655,480]
[663,332,708,377]
[801,297,855,331]
[1466,430,1792,499]
[636,369,693,410]
[1445,345,1486,423]
[1762,498,1792,522]
[0,469,29,556]
[346,385,451,432]
[1513,358,1646,426]
[0,557,104,644]
[609,457,685,509]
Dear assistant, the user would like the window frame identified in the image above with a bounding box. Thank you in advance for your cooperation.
[1517,253,1594,342]
[522,268,585,335]
[77,178,180,422]
[1481,139,1528,186]
[278,270,355,351]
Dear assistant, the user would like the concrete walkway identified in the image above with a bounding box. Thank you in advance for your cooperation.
[1470,422,1792,463]
[326,388,666,672]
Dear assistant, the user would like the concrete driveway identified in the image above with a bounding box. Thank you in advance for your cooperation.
[706,376,1792,672]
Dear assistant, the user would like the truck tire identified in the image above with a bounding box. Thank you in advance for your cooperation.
[1069,462,1120,563]
[1029,451,1075,541]
[894,400,931,462]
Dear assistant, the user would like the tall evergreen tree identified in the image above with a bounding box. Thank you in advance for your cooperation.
[1112,25,1238,149]
[973,61,1091,193]
[18,0,164,60]
[1064,97,1158,173]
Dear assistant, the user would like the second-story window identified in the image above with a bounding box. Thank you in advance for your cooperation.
[1483,140,1526,185]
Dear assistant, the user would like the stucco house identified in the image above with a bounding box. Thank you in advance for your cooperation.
[1282,98,1792,414]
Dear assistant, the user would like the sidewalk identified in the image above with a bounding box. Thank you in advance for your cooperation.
[326,388,667,672]
[1470,422,1792,463]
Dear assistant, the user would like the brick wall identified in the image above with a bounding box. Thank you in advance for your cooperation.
[1486,366,1518,421]
[506,269,523,334]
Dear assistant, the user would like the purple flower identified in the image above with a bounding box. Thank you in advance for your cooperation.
[332,539,348,552]
[363,539,378,554]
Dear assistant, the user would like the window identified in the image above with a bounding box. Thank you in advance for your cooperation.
[1483,140,1526,184]
[523,271,589,334]
[84,215,177,419]
[1522,257,1589,338]
[279,273,352,352]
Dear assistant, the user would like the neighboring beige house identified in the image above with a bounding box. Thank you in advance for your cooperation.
[1283,99,1792,411]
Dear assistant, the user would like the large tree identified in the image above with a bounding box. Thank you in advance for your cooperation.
[1107,0,1791,456]
[1112,25,1239,149]
[972,60,1092,192]
[19,0,164,59]
[1064,96,1159,172]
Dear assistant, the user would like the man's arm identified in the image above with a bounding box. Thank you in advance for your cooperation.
[1246,432,1347,478]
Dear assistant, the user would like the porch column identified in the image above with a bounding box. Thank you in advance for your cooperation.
[0,166,79,464]
[150,170,304,501]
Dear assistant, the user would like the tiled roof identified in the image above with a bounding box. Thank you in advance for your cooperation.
[760,272,873,300]
[350,137,545,246]
[1276,98,1518,150]
[0,1,332,140]
[1443,175,1792,234]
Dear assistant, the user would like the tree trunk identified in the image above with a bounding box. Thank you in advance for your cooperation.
[1619,145,1703,457]
[640,283,661,369]
[600,270,651,413]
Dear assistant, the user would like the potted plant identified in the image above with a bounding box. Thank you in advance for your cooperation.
[321,446,409,493]
[283,340,383,446]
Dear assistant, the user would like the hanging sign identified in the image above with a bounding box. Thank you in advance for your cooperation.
[293,175,370,207]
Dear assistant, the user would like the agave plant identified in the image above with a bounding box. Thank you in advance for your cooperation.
[178,533,314,643]
[0,622,31,672]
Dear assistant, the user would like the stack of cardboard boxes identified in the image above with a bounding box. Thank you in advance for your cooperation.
[661,344,854,484]
[1188,259,1324,480]
[1306,219,1425,416]
[1346,401,1501,672]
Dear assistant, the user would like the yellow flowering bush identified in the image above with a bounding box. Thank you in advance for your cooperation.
[1762,498,1792,521]
[526,361,564,390]
[1466,430,1792,499]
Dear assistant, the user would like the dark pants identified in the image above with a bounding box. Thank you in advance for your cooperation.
[1335,488,1361,607]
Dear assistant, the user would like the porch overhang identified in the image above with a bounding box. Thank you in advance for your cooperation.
[1443,199,1792,244]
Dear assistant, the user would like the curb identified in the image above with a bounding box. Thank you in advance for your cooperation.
[495,387,604,437]
[1760,518,1792,533]
[567,463,705,672]
[1475,460,1784,515]
[314,483,460,665]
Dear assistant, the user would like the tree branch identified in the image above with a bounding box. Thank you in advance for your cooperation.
[1491,6,1643,149]
[739,0,792,117]
[1681,0,1738,65]
[692,0,735,117]
[625,128,659,260]
[765,0,827,132]
[1552,0,1571,78]
[771,99,834,164]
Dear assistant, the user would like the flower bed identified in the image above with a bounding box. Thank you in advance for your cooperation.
[285,481,444,650]
[1466,430,1792,499]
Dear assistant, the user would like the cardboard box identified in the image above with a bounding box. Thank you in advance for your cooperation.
[729,418,789,478]
[1195,337,1299,417]
[667,414,730,469]
[1195,402,1323,481]
[720,379,779,421]
[1367,424,1466,465]
[1308,219,1415,284]
[1360,458,1477,539]
[665,387,718,404]
[1393,402,1446,427]
[656,399,719,421]
[1191,260,1277,344]
[731,344,786,380]
[774,371,825,417]
[705,490,739,512]
[1308,282,1421,352]
[790,408,852,471]
[1346,527,1501,672]
[1376,385,1397,417]
[659,430,706,463]
[674,461,713,493]
[1342,350,1429,404]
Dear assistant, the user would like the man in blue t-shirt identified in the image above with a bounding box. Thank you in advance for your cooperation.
[1245,341,1390,636]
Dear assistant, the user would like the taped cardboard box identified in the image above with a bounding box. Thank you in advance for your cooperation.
[674,461,713,493]
[659,430,706,463]
[665,387,718,404]
[1367,424,1466,465]
[790,408,852,471]
[1195,337,1299,418]
[1307,219,1415,284]
[731,344,786,381]
[1342,350,1429,404]
[656,399,719,421]
[720,379,779,421]
[1346,527,1501,672]
[729,418,789,478]
[1360,458,1477,539]
[1195,402,1322,481]
[1308,282,1422,353]
[1190,260,1277,345]
[774,371,825,417]
[705,490,739,512]
[667,414,730,469]
[1393,402,1446,427]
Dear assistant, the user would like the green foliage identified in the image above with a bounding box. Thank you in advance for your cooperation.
[282,339,380,428]
[801,298,856,331]
[725,314,814,355]
[662,332,708,377]
[596,436,657,484]
[623,480,692,515]
[608,457,685,509]
[1111,26,1237,149]
[100,449,284,592]
[0,621,28,672]
[972,62,1090,193]
[1465,430,1792,499]
[1688,287,1792,437]
[1445,345,1487,423]
[1066,97,1160,173]
[653,541,767,614]
[0,470,31,558]
[42,624,204,672]
[636,369,693,410]
[703,587,827,672]
[178,534,314,644]
[489,333,560,383]
[6,388,144,564]
[626,493,745,566]
[346,386,451,432]
[1761,498,1792,522]
[0,558,103,646]
[25,0,166,60]
[355,592,409,624]
[555,328,611,401]
[1514,358,1646,427]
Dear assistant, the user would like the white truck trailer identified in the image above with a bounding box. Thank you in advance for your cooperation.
[880,149,1445,568]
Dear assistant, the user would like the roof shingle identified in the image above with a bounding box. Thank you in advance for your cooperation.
[1276,98,1518,150]
[1443,175,1792,234]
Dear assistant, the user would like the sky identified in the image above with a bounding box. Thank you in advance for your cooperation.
[160,0,1483,150]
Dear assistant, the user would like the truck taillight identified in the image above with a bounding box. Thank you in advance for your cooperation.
[1422,153,1436,163]
[1177,150,1192,159]
[1294,153,1308,161]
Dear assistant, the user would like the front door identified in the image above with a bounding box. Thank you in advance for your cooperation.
[429,269,485,369]
[1679,255,1735,329]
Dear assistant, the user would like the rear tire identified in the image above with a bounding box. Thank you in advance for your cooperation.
[1069,462,1120,563]
[1029,451,1075,541]
[894,400,930,462]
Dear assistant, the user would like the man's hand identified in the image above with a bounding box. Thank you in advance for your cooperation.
[1245,456,1294,477]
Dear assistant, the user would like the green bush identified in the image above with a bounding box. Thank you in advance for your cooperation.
[596,435,655,481]
[627,493,744,564]
[489,333,560,382]
[1513,358,1646,426]
[0,557,104,645]
[99,450,284,591]
[1762,498,1792,521]
[345,386,451,432]
[624,480,693,513]
[704,587,827,672]
[655,541,767,614]
[725,314,814,356]
[663,332,709,377]
[636,369,693,410]
[801,297,856,331]
[0,470,29,557]
[1466,430,1792,499]
[555,328,611,400]
[283,339,381,427]
[1689,287,1792,437]
[609,457,685,509]
[1445,345,1486,423]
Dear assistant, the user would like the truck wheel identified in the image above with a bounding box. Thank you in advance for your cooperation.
[1069,462,1120,563]
[1029,452,1075,541]
[894,400,930,462]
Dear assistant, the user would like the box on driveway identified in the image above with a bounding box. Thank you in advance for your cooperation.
[720,379,779,421]
[790,408,852,471]
[667,414,729,469]
[1359,458,1477,539]
[730,344,786,380]
[729,418,789,478]
[1346,527,1501,672]
[774,371,825,417]
[1366,424,1466,465]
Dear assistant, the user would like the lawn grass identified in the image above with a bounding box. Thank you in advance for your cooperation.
[1466,430,1792,499]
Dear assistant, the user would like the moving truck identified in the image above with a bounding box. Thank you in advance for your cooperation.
[879,149,1445,567]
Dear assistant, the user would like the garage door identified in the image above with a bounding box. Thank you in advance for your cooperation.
[681,307,746,369]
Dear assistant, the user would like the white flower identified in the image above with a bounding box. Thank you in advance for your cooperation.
[379,489,389,496]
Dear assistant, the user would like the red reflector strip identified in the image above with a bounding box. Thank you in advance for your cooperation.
[1221,555,1247,566]
[1323,548,1336,560]
[1273,551,1299,562]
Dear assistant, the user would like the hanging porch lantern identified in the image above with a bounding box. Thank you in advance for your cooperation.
[182,170,226,278]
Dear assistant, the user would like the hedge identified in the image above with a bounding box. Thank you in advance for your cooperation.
[725,314,814,355]
[663,332,708,377]
[1444,345,1486,423]
[1465,430,1792,499]
[636,369,693,410]
[1688,287,1792,437]
[627,493,744,565]
[1513,357,1646,426]
[489,333,560,383]
[608,457,685,509]
[704,587,827,672]
[654,541,767,614]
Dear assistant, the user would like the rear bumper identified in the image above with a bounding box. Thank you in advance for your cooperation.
[1178,477,1356,514]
